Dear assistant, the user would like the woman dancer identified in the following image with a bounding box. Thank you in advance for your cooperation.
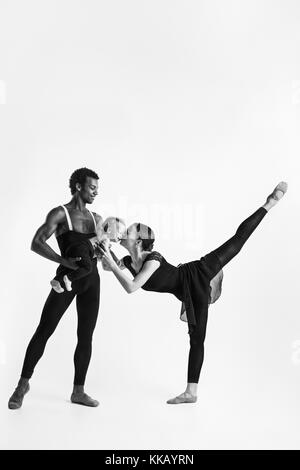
[99,182,288,404]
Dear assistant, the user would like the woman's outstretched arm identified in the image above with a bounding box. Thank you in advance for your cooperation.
[110,250,125,269]
[99,245,160,293]
[111,261,159,293]
[96,247,127,271]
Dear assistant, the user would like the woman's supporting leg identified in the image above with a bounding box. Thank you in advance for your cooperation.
[187,316,208,385]
[167,316,207,404]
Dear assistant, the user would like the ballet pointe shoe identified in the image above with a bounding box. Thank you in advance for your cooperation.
[266,181,288,203]
[166,392,197,405]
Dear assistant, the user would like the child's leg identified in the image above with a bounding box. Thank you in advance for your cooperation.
[63,244,93,285]
[50,279,64,293]
[50,265,71,293]
[64,257,92,286]
[53,265,70,281]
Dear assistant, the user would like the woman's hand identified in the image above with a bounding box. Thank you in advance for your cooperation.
[98,240,115,267]
[101,258,113,271]
[94,238,112,257]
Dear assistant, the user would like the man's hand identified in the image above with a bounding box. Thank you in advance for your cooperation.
[62,257,81,270]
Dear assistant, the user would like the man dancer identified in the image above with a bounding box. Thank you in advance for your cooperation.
[9,167,102,409]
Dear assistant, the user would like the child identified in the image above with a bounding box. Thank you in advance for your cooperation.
[50,217,126,293]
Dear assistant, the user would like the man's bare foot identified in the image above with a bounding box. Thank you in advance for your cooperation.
[263,181,288,211]
[166,391,197,405]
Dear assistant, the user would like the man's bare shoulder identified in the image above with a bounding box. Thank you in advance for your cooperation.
[46,206,66,223]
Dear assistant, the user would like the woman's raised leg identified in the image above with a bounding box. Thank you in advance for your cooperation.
[210,181,288,270]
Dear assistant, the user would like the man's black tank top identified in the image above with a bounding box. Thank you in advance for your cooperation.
[55,205,97,257]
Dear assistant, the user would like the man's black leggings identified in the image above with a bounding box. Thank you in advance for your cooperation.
[21,260,100,385]
[187,206,268,383]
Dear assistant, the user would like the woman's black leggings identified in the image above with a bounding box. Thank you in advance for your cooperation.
[187,206,268,383]
[21,261,100,385]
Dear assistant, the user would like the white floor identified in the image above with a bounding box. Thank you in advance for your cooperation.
[2,363,299,450]
[2,274,300,450]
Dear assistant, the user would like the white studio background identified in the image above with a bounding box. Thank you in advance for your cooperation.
[0,0,299,450]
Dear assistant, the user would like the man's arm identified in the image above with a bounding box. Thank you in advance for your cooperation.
[31,207,80,269]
